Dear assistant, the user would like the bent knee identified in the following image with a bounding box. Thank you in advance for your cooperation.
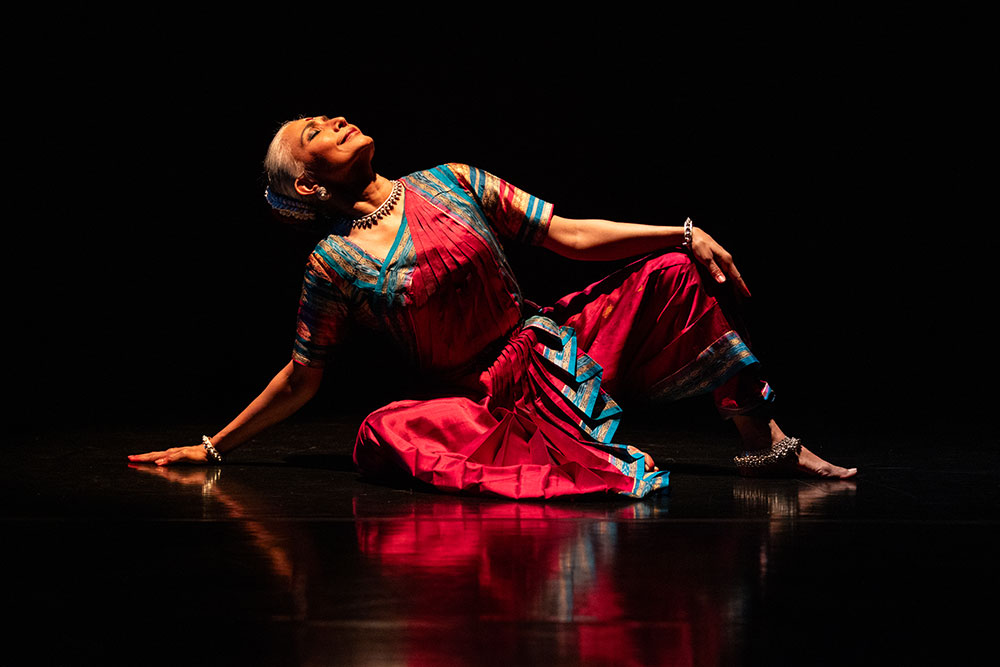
[634,250,711,296]
[642,249,699,276]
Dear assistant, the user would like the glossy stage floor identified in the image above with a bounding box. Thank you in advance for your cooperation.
[6,414,997,666]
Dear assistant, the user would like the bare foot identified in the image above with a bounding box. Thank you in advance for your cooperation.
[795,445,858,479]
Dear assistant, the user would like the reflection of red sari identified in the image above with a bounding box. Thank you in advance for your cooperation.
[354,498,698,666]
[294,164,770,498]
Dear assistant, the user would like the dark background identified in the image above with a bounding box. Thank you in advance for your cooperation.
[10,17,991,442]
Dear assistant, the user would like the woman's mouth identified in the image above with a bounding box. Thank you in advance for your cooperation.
[339,127,359,145]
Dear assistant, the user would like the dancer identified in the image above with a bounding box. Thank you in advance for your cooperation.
[129,115,856,496]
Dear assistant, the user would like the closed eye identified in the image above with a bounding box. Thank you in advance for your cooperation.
[300,116,329,145]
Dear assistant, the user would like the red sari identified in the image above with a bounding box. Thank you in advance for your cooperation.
[293,165,770,498]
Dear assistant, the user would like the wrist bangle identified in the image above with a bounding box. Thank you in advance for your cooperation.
[682,217,693,249]
[202,435,223,463]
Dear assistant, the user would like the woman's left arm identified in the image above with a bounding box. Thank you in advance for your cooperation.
[542,215,750,297]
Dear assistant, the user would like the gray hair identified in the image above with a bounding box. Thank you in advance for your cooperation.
[263,120,320,221]
[264,120,306,199]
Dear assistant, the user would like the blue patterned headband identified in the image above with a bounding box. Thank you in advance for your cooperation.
[264,186,318,221]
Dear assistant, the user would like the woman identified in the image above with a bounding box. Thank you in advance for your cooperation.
[129,115,857,496]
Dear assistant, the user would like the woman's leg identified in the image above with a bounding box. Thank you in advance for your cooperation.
[550,250,856,478]
[549,251,753,400]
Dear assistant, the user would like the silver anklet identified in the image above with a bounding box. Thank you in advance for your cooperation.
[734,436,801,470]
[202,435,223,464]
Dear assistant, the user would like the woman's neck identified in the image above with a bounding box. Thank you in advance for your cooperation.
[357,175,394,214]
[327,173,394,220]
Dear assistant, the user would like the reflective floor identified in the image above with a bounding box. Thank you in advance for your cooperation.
[5,417,997,666]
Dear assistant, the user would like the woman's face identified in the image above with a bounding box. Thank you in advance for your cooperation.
[284,115,374,186]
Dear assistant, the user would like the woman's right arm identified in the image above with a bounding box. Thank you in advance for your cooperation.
[128,360,324,466]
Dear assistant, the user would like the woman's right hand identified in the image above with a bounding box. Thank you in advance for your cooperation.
[689,227,752,298]
[128,444,209,466]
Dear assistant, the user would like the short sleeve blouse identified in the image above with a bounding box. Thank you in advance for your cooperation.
[291,164,553,369]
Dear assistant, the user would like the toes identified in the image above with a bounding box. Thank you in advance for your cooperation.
[823,464,858,479]
[812,464,858,479]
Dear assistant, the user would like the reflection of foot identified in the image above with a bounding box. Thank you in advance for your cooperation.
[795,478,857,516]
[735,437,858,479]
[733,477,856,518]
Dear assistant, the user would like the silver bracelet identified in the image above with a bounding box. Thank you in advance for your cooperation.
[202,435,223,464]
[682,217,694,249]
[733,436,801,470]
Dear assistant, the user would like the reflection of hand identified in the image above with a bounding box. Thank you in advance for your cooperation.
[689,227,751,297]
[128,461,219,486]
[128,444,209,467]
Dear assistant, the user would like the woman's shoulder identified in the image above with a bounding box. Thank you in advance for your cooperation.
[404,163,489,188]
[404,163,473,179]
[305,234,379,290]
[402,163,486,204]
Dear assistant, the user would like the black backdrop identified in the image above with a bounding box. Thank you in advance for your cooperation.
[11,20,990,441]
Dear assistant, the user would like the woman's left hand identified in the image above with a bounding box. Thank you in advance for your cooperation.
[689,227,751,297]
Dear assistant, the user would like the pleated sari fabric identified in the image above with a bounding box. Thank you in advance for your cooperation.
[293,164,770,498]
